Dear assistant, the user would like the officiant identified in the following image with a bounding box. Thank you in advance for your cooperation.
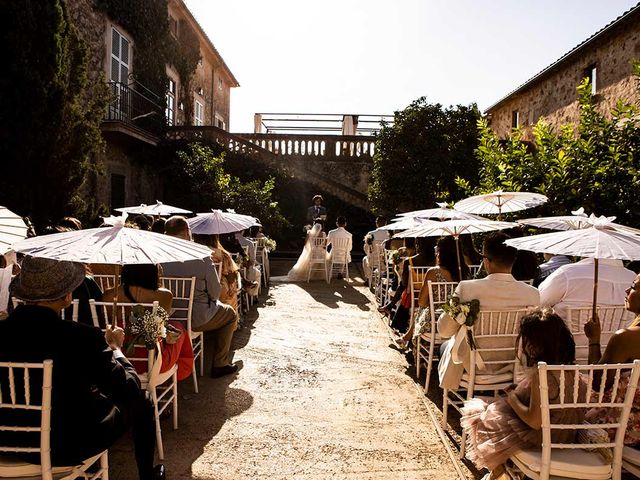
[306,195,327,223]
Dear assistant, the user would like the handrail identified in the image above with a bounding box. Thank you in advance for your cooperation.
[104,81,164,135]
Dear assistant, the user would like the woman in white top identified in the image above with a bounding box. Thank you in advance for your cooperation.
[287,223,326,281]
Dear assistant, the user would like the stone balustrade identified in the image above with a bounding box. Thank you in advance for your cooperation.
[238,134,375,163]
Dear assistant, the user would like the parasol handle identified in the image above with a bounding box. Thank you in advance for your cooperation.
[454,236,463,281]
[592,259,599,320]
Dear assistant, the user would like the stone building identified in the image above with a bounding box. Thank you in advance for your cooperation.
[67,0,238,212]
[485,3,640,138]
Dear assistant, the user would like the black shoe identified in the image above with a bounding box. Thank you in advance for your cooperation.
[153,464,166,480]
[210,363,239,378]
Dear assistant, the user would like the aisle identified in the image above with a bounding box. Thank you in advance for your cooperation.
[110,265,465,479]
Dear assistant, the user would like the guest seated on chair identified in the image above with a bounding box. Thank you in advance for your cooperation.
[0,256,165,480]
[162,217,239,378]
[583,273,640,446]
[102,264,193,382]
[385,237,436,334]
[438,232,540,390]
[460,309,584,479]
[395,236,469,349]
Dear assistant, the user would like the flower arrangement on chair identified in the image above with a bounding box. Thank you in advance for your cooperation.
[127,304,169,350]
[441,296,481,351]
[264,238,276,252]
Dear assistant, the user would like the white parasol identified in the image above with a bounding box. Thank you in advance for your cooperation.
[454,190,548,219]
[12,217,213,323]
[504,216,640,318]
[394,219,518,279]
[189,209,257,235]
[397,202,484,221]
[0,206,28,254]
[378,217,436,232]
[115,201,192,216]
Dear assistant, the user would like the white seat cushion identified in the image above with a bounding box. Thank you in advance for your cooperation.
[460,371,514,386]
[623,446,640,466]
[513,447,611,480]
[0,454,74,477]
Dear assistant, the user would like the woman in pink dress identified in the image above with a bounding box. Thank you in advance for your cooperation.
[461,309,586,479]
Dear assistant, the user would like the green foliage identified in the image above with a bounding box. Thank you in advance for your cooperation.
[368,98,481,215]
[0,0,109,228]
[465,69,640,227]
[163,143,289,235]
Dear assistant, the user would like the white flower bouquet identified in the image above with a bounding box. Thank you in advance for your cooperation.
[442,295,480,350]
[127,304,169,350]
[264,238,276,252]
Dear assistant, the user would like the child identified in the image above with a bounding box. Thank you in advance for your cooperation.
[460,309,586,479]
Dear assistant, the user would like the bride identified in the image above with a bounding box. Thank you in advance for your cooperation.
[287,222,326,281]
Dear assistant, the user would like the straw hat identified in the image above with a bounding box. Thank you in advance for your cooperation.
[10,256,85,302]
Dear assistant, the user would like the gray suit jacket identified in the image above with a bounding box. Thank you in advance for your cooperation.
[437,273,540,389]
[161,258,222,329]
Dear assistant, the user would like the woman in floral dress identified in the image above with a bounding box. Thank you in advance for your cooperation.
[583,273,640,446]
[395,235,468,348]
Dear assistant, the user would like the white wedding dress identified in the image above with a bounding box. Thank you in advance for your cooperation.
[287,224,326,282]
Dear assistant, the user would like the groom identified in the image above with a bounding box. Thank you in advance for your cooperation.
[326,216,352,264]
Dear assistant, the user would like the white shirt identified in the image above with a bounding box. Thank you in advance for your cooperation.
[235,233,257,263]
[363,228,390,255]
[538,258,635,320]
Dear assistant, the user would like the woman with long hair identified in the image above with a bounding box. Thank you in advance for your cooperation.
[395,235,469,348]
[287,221,326,282]
[101,264,172,313]
[195,234,240,313]
[461,309,583,479]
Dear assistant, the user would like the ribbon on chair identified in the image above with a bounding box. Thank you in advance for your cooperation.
[449,315,486,371]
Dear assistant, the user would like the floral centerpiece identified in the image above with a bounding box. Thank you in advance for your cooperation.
[264,237,276,252]
[127,304,169,350]
[441,295,480,351]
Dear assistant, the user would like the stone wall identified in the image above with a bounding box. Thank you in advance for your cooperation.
[487,13,640,138]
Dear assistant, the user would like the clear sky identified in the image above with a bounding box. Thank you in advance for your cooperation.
[184,0,639,133]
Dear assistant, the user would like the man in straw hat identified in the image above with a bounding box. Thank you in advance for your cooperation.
[0,256,165,480]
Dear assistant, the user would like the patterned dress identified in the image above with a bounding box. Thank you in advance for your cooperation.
[412,268,447,339]
[585,373,640,446]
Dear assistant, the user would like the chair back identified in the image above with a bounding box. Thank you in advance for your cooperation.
[330,237,351,262]
[537,360,640,480]
[213,262,223,279]
[310,237,327,262]
[407,266,431,319]
[89,300,162,383]
[0,360,54,479]
[160,277,196,334]
[12,298,79,322]
[92,274,118,292]
[469,309,530,379]
[426,280,458,334]
[566,305,634,363]
[468,264,482,277]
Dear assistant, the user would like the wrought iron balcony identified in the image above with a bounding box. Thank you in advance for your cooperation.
[103,81,164,141]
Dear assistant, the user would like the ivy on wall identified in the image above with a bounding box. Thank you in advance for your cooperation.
[95,0,200,116]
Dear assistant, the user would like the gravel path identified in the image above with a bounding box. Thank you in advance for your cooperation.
[109,263,467,479]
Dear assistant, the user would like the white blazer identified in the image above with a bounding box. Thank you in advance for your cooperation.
[326,227,352,263]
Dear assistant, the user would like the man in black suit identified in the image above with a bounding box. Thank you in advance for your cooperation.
[0,257,165,479]
[306,194,327,224]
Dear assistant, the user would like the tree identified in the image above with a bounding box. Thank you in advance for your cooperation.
[462,69,640,227]
[368,98,481,215]
[163,143,289,236]
[0,0,108,228]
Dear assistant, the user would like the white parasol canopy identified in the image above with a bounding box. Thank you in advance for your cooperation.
[397,202,484,221]
[454,190,548,218]
[379,217,436,232]
[11,218,212,265]
[189,209,257,235]
[504,216,640,317]
[394,219,518,239]
[115,201,192,216]
[0,207,28,254]
[394,219,518,278]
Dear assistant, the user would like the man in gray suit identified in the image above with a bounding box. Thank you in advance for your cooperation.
[437,232,540,389]
[162,217,239,378]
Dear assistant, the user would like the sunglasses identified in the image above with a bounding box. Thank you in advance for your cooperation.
[630,283,639,291]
